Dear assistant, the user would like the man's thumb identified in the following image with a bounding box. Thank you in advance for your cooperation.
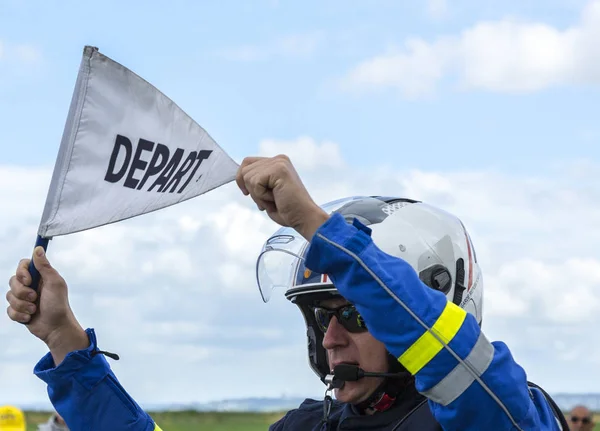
[32,246,54,275]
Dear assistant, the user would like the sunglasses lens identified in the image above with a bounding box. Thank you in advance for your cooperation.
[314,305,368,333]
[338,306,367,333]
[314,308,331,332]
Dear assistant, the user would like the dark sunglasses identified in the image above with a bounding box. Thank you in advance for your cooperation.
[313,304,367,333]
[570,416,591,424]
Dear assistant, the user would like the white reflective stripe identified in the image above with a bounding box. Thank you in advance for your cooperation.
[421,331,494,406]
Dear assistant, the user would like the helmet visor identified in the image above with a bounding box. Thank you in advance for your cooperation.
[256,227,307,302]
[256,196,385,303]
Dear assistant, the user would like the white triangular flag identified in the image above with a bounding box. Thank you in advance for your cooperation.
[38,45,239,238]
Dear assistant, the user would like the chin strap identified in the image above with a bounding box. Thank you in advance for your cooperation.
[355,378,398,414]
[355,363,413,414]
[369,391,397,412]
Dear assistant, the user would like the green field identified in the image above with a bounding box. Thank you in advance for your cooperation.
[22,410,600,430]
[24,410,287,431]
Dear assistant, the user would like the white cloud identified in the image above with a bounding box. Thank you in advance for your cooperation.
[1,138,599,407]
[220,32,323,62]
[485,258,600,323]
[341,0,600,97]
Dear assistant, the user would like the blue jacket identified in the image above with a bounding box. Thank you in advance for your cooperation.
[33,213,564,430]
[269,385,443,430]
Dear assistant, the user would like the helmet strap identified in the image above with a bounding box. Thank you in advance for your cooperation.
[354,355,413,414]
[354,377,406,414]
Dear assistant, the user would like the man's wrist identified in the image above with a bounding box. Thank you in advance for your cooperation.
[296,206,330,241]
[45,321,90,366]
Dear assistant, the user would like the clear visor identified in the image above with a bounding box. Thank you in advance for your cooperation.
[256,196,376,303]
[256,227,308,302]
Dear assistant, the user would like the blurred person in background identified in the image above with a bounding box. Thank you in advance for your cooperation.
[37,411,69,431]
[568,405,594,431]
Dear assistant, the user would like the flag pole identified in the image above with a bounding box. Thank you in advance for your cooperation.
[27,235,51,291]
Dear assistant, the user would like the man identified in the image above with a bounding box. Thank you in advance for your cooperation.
[568,405,595,431]
[6,155,568,430]
[37,411,69,431]
[0,405,26,431]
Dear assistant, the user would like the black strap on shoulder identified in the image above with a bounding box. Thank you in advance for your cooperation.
[527,381,569,431]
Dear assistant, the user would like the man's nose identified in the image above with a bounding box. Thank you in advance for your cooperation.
[322,316,349,349]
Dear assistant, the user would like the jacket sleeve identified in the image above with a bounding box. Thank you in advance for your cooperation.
[304,213,562,431]
[34,328,164,431]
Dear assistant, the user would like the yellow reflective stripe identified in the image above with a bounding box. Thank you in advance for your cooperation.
[398,301,467,375]
[154,424,163,431]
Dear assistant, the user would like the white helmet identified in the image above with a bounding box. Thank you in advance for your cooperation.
[256,196,483,383]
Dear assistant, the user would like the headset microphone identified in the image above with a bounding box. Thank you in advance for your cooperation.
[325,364,407,389]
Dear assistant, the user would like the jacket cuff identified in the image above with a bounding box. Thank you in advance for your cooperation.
[34,328,111,390]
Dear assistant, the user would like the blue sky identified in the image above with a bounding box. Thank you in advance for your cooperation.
[1,0,600,409]
[1,0,598,174]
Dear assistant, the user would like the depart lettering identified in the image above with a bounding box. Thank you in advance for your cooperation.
[104,134,212,193]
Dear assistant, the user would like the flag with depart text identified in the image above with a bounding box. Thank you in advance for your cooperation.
[37,45,239,238]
